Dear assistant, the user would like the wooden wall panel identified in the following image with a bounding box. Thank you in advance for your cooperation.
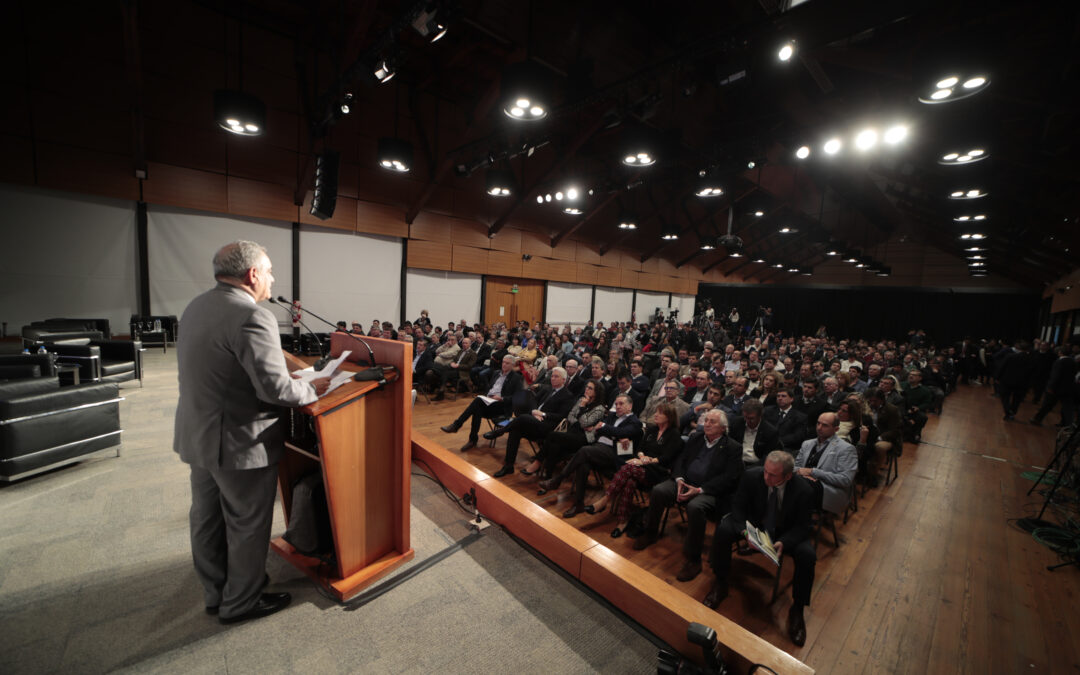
[656,256,679,277]
[639,257,659,273]
[36,142,139,201]
[410,211,454,242]
[520,229,553,258]
[145,118,226,173]
[0,135,34,185]
[639,272,662,292]
[490,227,521,253]
[538,257,577,283]
[227,139,297,188]
[574,241,602,264]
[452,245,489,274]
[617,250,641,272]
[576,263,599,285]
[548,241,575,261]
[143,162,227,213]
[227,176,297,221]
[299,192,357,232]
[356,200,408,238]
[620,268,640,289]
[407,239,452,271]
[452,218,492,248]
[487,249,523,277]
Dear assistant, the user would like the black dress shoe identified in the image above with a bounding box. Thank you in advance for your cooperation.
[440,423,460,433]
[584,503,606,515]
[562,504,584,518]
[538,477,560,492]
[788,606,807,647]
[610,527,623,539]
[676,559,702,582]
[219,592,292,625]
[483,427,507,440]
[703,582,728,609]
[493,465,514,478]
[459,440,477,452]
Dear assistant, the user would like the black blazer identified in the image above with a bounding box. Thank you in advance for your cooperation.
[638,423,685,485]
[792,396,827,437]
[413,345,437,375]
[565,371,587,397]
[483,369,524,399]
[630,374,652,397]
[536,386,576,424]
[727,417,781,464]
[763,406,808,452]
[607,386,645,414]
[672,432,744,508]
[730,468,815,552]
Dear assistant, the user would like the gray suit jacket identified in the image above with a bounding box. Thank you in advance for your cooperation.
[174,283,318,470]
[795,434,858,515]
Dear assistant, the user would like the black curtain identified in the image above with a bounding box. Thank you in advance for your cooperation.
[697,284,1040,346]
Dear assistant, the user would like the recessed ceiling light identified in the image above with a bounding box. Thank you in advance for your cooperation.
[919,72,990,104]
[754,210,765,217]
[753,257,766,263]
[940,148,989,165]
[772,262,784,268]
[963,77,986,89]
[729,251,743,257]
[855,128,878,151]
[936,76,959,88]
[796,145,811,159]
[824,138,842,155]
[778,42,795,62]
[883,125,908,144]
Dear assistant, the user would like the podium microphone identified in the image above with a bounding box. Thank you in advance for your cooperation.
[269,298,331,371]
[275,296,379,369]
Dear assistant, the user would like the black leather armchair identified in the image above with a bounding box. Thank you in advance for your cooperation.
[48,339,143,385]
[0,378,122,482]
[0,354,57,380]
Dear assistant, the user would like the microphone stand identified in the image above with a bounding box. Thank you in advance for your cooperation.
[276,296,377,368]
[269,298,332,370]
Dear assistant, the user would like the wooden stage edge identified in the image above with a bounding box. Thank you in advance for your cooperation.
[411,430,813,675]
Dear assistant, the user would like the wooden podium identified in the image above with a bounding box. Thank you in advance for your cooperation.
[271,335,414,601]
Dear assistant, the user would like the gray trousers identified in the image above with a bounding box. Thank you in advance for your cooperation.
[188,463,278,618]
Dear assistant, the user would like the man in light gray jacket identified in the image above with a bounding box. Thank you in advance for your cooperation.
[175,241,329,624]
[795,412,858,516]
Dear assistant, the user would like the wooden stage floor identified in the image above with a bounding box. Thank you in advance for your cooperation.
[411,384,1080,673]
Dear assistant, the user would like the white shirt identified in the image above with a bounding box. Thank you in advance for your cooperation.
[741,425,758,464]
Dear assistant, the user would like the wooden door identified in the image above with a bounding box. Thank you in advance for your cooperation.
[484,276,545,327]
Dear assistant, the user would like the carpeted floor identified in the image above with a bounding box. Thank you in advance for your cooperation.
[0,350,661,674]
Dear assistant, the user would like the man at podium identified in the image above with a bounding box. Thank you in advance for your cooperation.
[174,241,329,624]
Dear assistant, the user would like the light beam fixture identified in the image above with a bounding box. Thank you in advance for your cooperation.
[485,169,515,197]
[214,90,266,136]
[501,61,551,121]
[918,71,990,104]
[377,137,414,172]
[660,222,680,240]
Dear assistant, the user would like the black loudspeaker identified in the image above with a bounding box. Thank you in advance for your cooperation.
[311,150,340,220]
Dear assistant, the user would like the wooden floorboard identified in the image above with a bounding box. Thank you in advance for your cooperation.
[412,383,1080,673]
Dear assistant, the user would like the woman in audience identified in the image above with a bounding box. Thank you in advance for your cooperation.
[524,380,607,483]
[595,334,610,362]
[507,335,523,357]
[585,403,684,538]
[518,337,539,364]
[756,372,780,408]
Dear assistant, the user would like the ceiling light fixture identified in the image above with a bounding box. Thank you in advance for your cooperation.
[959,232,987,240]
[919,71,990,104]
[778,41,796,62]
[823,138,842,155]
[618,214,638,230]
[660,222,680,240]
[501,61,550,121]
[950,188,987,200]
[940,148,989,165]
[700,236,716,250]
[795,145,811,160]
[876,266,892,277]
[377,137,413,172]
[752,257,766,264]
[485,169,515,197]
[374,57,397,83]
[855,128,878,151]
[729,251,743,258]
[340,92,354,114]
[772,262,785,269]
[412,4,449,42]
[883,124,908,145]
[214,89,266,136]
[779,226,798,234]
[695,169,724,197]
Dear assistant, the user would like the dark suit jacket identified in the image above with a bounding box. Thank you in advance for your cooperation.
[535,386,576,424]
[792,395,827,437]
[727,417,781,464]
[593,411,644,449]
[482,369,524,400]
[672,432,744,507]
[630,374,652,398]
[565,371,587,397]
[413,344,437,376]
[730,468,815,552]
[720,393,751,414]
[873,401,903,448]
[763,405,808,452]
[607,386,645,415]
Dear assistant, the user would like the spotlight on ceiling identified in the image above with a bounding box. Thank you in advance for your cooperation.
[939,147,988,165]
[754,210,765,217]
[918,72,990,104]
[214,89,266,136]
[823,137,842,155]
[964,246,987,252]
[752,257,766,264]
[772,262,785,269]
[967,254,986,260]
[954,214,987,222]
[501,61,551,121]
[660,222,680,240]
[374,57,397,83]
[563,206,583,215]
[412,4,450,42]
[950,188,987,200]
[700,236,716,250]
[779,226,798,234]
[340,92,354,114]
[618,213,638,230]
[695,170,725,197]
[843,251,859,263]
[959,232,987,240]
[485,169,515,197]
[876,266,892,277]
[800,267,813,276]
[854,128,878,151]
[377,137,413,172]
[786,264,800,272]
[778,41,796,62]
[883,124,909,145]
[795,145,811,160]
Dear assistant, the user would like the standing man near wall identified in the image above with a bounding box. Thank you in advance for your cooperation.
[174,241,330,624]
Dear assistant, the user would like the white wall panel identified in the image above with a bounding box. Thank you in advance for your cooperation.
[636,291,671,321]
[0,185,136,337]
[545,282,593,326]
[299,226,401,328]
[594,287,634,326]
[149,206,293,327]
[405,269,481,327]
[673,294,696,323]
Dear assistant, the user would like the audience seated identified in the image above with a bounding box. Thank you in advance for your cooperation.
[795,412,858,517]
[704,450,816,646]
[439,355,522,449]
[728,399,780,468]
[527,380,608,480]
[642,379,691,423]
[486,367,575,477]
[633,409,743,583]
[764,387,808,453]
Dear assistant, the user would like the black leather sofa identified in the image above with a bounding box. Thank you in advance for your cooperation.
[48,339,143,385]
[0,377,122,482]
[0,354,57,380]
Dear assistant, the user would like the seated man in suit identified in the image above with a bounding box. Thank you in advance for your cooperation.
[607,372,645,415]
[683,369,711,405]
[642,379,691,423]
[865,386,901,485]
[764,387,809,453]
[440,355,523,451]
[563,358,586,396]
[433,336,477,396]
[728,399,780,467]
[795,412,858,517]
[681,382,724,435]
[633,409,743,583]
[411,337,436,381]
[720,376,752,415]
[487,367,575,477]
[629,359,651,398]
[793,379,828,440]
[540,394,643,517]
[648,362,686,400]
[704,450,816,647]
